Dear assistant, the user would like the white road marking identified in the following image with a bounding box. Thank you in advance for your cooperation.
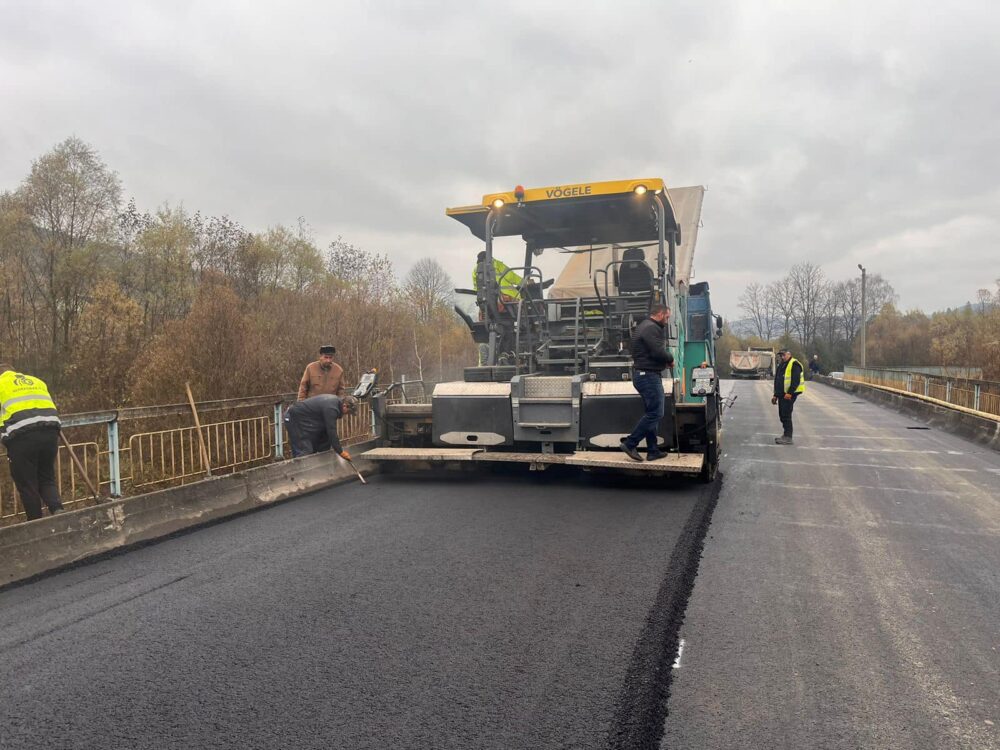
[672,638,685,669]
[743,443,961,455]
[753,433,916,441]
[737,457,978,473]
[749,481,960,497]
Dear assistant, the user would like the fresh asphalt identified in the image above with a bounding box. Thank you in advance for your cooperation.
[1,381,997,749]
[0,461,715,749]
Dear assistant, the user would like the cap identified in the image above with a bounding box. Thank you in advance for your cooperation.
[319,345,336,355]
[777,348,789,355]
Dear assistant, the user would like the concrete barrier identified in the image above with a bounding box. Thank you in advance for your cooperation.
[816,375,1000,452]
[0,442,376,588]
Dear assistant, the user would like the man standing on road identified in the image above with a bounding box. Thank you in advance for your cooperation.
[808,354,821,379]
[0,364,64,520]
[772,349,805,444]
[284,393,358,459]
[622,304,674,462]
[298,345,346,401]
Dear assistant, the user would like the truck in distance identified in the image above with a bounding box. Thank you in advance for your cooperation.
[729,347,775,380]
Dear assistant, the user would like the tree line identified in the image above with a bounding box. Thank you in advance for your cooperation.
[0,137,475,411]
[726,262,1000,379]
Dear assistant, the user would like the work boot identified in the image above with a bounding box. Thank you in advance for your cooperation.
[774,436,793,445]
[621,442,643,462]
[646,449,668,461]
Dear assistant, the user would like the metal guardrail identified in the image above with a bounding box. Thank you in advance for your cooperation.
[0,393,375,526]
[844,367,1000,418]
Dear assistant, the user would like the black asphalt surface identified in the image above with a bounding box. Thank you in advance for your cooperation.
[0,466,715,749]
[3,380,997,749]
[664,380,1000,749]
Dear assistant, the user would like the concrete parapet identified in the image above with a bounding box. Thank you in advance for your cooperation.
[0,443,376,588]
[816,376,1000,452]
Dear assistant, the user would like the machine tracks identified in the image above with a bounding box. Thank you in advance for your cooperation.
[606,473,724,750]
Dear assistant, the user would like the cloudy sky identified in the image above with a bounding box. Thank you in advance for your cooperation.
[2,0,997,318]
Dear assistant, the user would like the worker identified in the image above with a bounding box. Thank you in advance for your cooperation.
[621,304,674,462]
[808,354,821,379]
[472,251,521,301]
[298,344,345,401]
[284,393,358,458]
[772,349,805,444]
[0,364,64,520]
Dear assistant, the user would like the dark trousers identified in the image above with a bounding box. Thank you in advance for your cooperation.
[6,428,63,521]
[625,371,664,451]
[777,394,798,437]
[284,418,330,458]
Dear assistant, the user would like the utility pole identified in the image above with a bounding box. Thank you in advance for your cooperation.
[858,263,867,369]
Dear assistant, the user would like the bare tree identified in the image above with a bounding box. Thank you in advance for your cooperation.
[403,257,454,323]
[865,273,898,320]
[327,237,395,302]
[769,276,797,337]
[976,289,992,314]
[738,282,778,339]
[788,262,826,348]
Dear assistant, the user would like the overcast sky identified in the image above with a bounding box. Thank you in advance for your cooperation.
[2,0,998,318]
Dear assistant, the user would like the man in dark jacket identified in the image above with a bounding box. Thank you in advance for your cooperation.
[622,304,675,461]
[772,349,805,444]
[284,394,358,459]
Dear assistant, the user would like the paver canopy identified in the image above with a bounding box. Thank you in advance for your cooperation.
[549,186,705,299]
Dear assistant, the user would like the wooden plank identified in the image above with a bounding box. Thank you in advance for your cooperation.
[565,451,703,472]
[362,448,480,461]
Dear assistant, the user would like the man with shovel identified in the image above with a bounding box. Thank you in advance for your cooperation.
[0,363,64,520]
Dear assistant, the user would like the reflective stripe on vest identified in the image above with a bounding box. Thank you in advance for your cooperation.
[783,358,806,394]
[0,371,60,440]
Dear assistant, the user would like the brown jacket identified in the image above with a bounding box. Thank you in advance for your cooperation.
[297,361,345,400]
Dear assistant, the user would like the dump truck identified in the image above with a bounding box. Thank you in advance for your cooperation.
[362,178,723,481]
[729,347,776,380]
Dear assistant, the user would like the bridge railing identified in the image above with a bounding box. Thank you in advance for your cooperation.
[844,367,1000,418]
[0,393,375,526]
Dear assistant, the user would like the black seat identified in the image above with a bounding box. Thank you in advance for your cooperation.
[618,248,653,295]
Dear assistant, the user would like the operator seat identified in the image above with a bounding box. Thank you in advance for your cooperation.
[618,247,654,295]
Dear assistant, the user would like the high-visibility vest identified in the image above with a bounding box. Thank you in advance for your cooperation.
[472,258,522,300]
[0,370,60,443]
[783,357,806,394]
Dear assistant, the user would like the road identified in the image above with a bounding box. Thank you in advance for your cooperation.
[665,379,999,750]
[1,380,997,749]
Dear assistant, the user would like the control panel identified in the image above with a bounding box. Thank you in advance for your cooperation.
[691,366,717,396]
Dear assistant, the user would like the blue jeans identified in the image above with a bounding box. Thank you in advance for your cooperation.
[625,371,664,451]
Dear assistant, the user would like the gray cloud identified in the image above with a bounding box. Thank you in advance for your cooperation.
[2,0,997,317]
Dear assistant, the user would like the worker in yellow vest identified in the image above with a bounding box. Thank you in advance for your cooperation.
[473,251,522,302]
[771,349,805,445]
[0,364,63,519]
